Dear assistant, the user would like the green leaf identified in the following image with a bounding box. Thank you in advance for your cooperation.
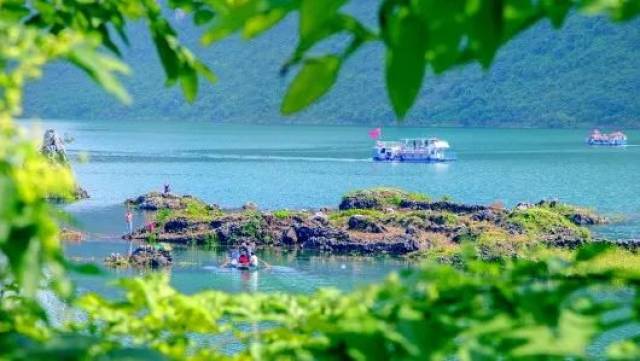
[0,3,30,22]
[300,0,347,41]
[67,262,103,275]
[414,1,466,73]
[151,28,180,83]
[179,66,198,103]
[384,11,427,118]
[541,0,572,28]
[243,9,288,39]
[281,55,341,115]
[2,225,39,297]
[193,60,217,84]
[200,1,262,45]
[467,0,504,67]
[97,24,122,57]
[194,9,215,26]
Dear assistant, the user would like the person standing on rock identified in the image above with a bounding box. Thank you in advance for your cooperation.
[125,209,134,256]
[164,183,171,194]
[125,209,133,235]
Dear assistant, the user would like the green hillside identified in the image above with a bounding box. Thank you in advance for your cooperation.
[23,6,640,128]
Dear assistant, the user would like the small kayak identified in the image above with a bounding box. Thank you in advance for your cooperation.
[222,261,258,270]
[235,264,257,271]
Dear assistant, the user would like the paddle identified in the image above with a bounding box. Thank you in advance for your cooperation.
[259,259,272,269]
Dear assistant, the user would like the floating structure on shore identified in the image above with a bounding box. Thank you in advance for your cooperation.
[373,138,455,162]
[587,129,627,146]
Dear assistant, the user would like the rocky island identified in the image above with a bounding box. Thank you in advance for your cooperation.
[104,245,173,268]
[124,188,610,260]
[41,129,89,201]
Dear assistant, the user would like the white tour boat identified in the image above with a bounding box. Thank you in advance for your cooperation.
[373,137,455,162]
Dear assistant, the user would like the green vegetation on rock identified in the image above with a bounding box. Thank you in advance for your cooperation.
[328,208,386,225]
[272,209,294,220]
[183,197,219,221]
[132,188,617,269]
[509,206,591,240]
[340,187,431,210]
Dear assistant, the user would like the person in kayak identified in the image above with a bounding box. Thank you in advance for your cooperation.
[238,251,251,267]
[250,252,259,267]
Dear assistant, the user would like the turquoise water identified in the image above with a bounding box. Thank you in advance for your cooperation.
[21,119,640,294]
[65,237,410,295]
[33,120,637,213]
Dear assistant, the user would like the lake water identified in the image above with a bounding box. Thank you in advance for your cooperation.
[23,119,640,294]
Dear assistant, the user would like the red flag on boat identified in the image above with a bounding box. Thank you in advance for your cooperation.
[368,128,381,140]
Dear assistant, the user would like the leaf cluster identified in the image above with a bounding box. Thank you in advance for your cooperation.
[54,245,640,360]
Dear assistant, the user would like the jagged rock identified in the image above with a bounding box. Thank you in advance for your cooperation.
[126,192,183,210]
[347,215,385,233]
[405,225,418,235]
[125,192,213,211]
[312,212,329,225]
[429,214,451,225]
[281,227,298,245]
[536,199,559,208]
[339,196,380,210]
[543,226,588,248]
[400,200,488,214]
[216,223,242,243]
[550,239,640,251]
[41,129,68,163]
[614,239,640,251]
[243,202,258,211]
[73,186,90,200]
[130,246,172,267]
[471,209,499,223]
[46,185,90,202]
[425,223,465,236]
[302,235,421,254]
[164,218,190,232]
[545,236,586,249]
[262,214,276,225]
[123,188,610,256]
[515,202,535,210]
[104,245,172,268]
[452,228,480,243]
[60,227,84,242]
[41,129,90,201]
[295,225,350,245]
[569,213,600,225]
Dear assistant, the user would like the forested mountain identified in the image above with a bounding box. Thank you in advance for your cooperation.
[23,4,640,128]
